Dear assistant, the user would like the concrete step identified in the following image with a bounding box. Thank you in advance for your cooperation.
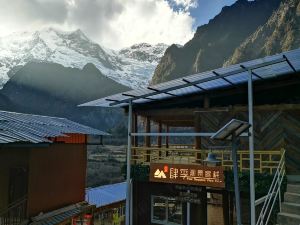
[282,202,300,215]
[287,184,300,194]
[277,212,300,225]
[284,192,300,204]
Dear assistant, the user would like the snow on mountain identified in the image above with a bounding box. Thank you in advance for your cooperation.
[0,28,168,89]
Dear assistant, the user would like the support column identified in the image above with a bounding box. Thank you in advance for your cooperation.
[229,192,234,225]
[133,114,138,147]
[232,134,242,225]
[165,125,169,148]
[222,190,230,225]
[204,95,210,108]
[157,121,162,148]
[132,114,138,165]
[194,112,202,163]
[145,116,151,162]
[190,187,207,225]
[125,101,132,225]
[100,135,103,145]
[144,116,151,147]
[248,70,255,225]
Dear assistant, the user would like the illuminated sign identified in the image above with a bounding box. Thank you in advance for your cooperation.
[150,163,225,188]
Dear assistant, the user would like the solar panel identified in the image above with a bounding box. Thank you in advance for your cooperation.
[79,48,300,107]
[254,61,293,79]
[168,85,202,96]
[184,71,216,83]
[150,78,186,91]
[226,71,250,84]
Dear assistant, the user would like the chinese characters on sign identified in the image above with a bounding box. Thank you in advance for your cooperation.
[150,163,225,188]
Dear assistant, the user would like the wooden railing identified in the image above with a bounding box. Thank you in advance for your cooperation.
[0,196,27,225]
[131,147,284,174]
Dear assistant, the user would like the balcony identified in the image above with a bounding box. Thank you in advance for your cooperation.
[131,146,284,174]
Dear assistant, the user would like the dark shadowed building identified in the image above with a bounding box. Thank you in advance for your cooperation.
[0,111,108,225]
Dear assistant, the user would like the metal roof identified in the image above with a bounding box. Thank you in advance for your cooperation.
[29,202,92,225]
[0,110,108,144]
[85,182,126,208]
[79,48,300,108]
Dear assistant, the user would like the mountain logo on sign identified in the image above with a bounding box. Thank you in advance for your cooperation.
[154,169,167,179]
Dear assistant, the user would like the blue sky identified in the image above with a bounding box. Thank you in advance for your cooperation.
[190,0,237,28]
[168,0,238,28]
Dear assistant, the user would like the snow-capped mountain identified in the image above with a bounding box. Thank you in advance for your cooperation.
[0,28,168,89]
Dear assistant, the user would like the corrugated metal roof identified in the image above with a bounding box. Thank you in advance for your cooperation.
[79,48,300,107]
[0,110,109,144]
[85,182,126,208]
[29,202,92,225]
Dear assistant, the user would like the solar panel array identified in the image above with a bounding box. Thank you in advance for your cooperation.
[80,48,300,107]
[0,110,108,144]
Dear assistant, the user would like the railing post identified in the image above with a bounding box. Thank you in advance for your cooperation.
[278,172,281,212]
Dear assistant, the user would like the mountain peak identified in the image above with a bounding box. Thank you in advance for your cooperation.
[0,28,168,89]
[119,42,168,63]
[69,29,89,41]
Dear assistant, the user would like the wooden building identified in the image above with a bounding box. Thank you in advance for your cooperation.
[0,110,108,225]
[81,48,300,225]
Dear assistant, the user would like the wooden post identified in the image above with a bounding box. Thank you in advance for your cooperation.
[229,192,234,225]
[223,190,230,225]
[191,187,207,225]
[133,114,138,147]
[157,121,162,148]
[131,114,138,165]
[100,135,103,145]
[145,117,151,162]
[145,116,151,147]
[204,95,210,108]
[166,125,169,148]
[194,112,201,162]
[194,113,201,149]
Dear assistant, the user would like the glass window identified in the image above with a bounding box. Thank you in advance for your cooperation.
[152,196,167,223]
[151,196,182,225]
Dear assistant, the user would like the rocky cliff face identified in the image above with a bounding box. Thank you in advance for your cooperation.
[225,0,300,65]
[151,0,282,84]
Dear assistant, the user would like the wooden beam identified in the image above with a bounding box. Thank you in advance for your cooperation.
[157,121,162,148]
[149,115,194,121]
[135,103,300,118]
